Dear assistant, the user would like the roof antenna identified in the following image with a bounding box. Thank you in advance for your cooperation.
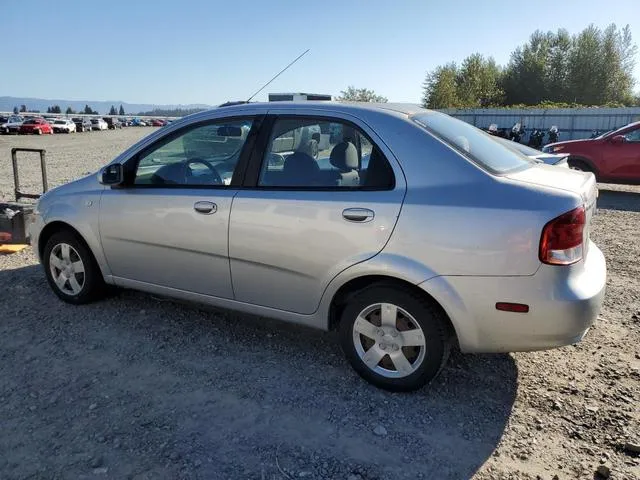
[246,49,310,102]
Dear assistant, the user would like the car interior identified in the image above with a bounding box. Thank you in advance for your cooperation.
[260,121,395,189]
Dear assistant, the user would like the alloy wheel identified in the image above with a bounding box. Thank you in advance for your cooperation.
[49,243,86,295]
[352,303,426,378]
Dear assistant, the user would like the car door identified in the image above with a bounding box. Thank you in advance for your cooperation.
[99,116,259,298]
[598,124,640,181]
[228,112,406,315]
[613,125,640,181]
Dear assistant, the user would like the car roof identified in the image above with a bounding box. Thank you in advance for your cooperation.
[192,101,431,119]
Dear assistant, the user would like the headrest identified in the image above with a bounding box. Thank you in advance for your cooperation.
[329,142,358,171]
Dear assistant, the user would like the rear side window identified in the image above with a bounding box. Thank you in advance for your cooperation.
[412,112,533,174]
[258,117,394,189]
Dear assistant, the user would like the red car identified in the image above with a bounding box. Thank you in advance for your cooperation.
[18,118,53,135]
[544,121,640,184]
[150,119,166,127]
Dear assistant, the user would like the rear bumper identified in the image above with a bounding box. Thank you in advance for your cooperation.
[419,242,606,353]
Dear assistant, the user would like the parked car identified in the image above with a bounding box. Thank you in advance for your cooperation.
[103,117,122,129]
[19,117,53,135]
[130,118,145,126]
[543,121,640,184]
[29,103,605,391]
[150,119,165,127]
[72,117,93,132]
[118,117,130,126]
[0,115,24,134]
[52,119,77,133]
[493,136,569,167]
[90,118,108,131]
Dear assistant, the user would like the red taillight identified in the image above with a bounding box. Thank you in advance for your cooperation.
[539,206,585,265]
[496,302,529,313]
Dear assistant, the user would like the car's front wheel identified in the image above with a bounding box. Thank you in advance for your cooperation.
[339,285,451,392]
[43,231,106,304]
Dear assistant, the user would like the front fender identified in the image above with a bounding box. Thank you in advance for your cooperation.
[40,190,111,278]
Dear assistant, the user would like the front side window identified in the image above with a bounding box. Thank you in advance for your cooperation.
[412,112,533,174]
[623,127,640,142]
[134,119,253,186]
[258,117,394,189]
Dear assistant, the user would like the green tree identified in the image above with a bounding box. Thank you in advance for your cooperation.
[456,54,503,107]
[501,24,637,106]
[13,106,19,114]
[46,107,52,114]
[422,63,461,108]
[502,30,554,105]
[65,107,75,115]
[47,105,62,114]
[19,105,27,112]
[118,105,125,116]
[337,86,388,102]
[109,105,117,115]
[83,104,98,115]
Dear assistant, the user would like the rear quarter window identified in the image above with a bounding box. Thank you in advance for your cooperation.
[412,112,533,174]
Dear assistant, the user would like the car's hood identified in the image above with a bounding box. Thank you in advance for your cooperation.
[545,138,596,150]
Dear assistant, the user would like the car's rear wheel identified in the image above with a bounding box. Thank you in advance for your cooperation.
[339,285,451,391]
[43,231,106,304]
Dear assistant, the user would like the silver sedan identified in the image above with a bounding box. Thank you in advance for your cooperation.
[30,102,606,391]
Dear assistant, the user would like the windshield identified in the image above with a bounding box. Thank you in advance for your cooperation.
[55,120,65,124]
[600,122,640,139]
[411,112,533,174]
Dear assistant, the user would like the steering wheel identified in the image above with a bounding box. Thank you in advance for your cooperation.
[184,158,223,185]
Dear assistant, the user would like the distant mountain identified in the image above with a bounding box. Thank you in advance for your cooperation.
[0,96,212,115]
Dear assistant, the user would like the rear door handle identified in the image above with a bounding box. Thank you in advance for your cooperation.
[194,201,217,214]
[342,208,374,222]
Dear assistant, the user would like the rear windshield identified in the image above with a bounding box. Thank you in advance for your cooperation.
[411,112,533,174]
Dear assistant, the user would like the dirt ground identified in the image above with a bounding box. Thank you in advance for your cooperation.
[0,129,638,480]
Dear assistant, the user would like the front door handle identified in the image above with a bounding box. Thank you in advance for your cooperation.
[194,201,217,214]
[342,208,374,223]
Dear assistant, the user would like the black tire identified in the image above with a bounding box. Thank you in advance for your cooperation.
[43,230,106,304]
[338,284,451,392]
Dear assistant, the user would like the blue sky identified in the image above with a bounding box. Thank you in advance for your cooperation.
[2,0,639,105]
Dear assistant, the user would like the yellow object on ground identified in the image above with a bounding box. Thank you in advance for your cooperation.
[0,244,29,254]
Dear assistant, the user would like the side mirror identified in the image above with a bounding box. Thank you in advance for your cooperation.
[99,164,124,185]
[611,135,626,145]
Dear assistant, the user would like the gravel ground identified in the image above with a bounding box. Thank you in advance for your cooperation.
[1,130,639,480]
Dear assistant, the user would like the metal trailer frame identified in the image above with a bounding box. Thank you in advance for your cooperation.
[1,148,48,244]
